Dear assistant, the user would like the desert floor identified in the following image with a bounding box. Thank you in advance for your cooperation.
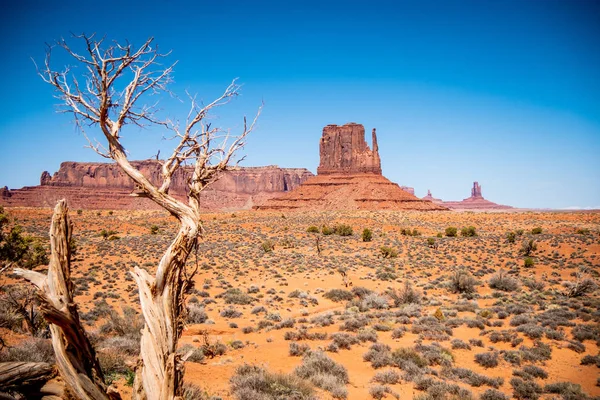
[1,207,599,399]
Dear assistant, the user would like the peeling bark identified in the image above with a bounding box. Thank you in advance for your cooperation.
[14,200,120,400]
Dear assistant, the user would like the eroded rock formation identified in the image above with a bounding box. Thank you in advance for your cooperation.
[257,123,446,211]
[422,190,443,204]
[1,161,313,210]
[442,181,512,210]
[317,123,382,175]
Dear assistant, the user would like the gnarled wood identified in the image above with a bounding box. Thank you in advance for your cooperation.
[37,34,260,400]
[0,361,56,391]
[14,200,119,400]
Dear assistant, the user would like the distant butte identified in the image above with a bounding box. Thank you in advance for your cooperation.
[255,123,446,211]
[0,161,313,210]
[422,189,443,204]
[441,181,513,210]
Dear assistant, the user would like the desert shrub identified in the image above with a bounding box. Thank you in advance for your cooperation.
[379,246,398,258]
[447,367,504,388]
[294,351,349,399]
[506,231,516,243]
[369,384,398,400]
[510,377,542,400]
[100,306,143,339]
[187,304,208,324]
[361,293,389,310]
[372,369,400,385]
[460,226,477,237]
[391,347,428,369]
[475,352,499,368]
[445,226,458,237]
[362,228,373,242]
[0,337,54,363]
[230,364,316,400]
[307,225,319,233]
[261,239,275,253]
[563,277,598,298]
[387,281,422,306]
[322,225,334,235]
[375,266,397,281]
[289,342,311,357]
[149,225,159,235]
[531,227,542,235]
[330,332,359,350]
[489,270,520,292]
[451,339,471,350]
[480,389,509,400]
[391,327,406,339]
[334,224,353,237]
[523,277,546,291]
[311,313,334,327]
[448,268,478,294]
[220,308,243,318]
[520,239,537,256]
[340,315,370,332]
[519,341,552,362]
[352,286,374,299]
[219,288,254,305]
[323,289,354,302]
[516,323,546,340]
[411,316,452,341]
[363,343,392,369]
[517,365,548,379]
[581,354,600,366]
[357,328,378,342]
[571,324,600,342]
[544,382,589,400]
[523,257,535,268]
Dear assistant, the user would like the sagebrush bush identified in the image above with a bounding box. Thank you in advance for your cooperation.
[230,364,316,400]
[489,270,520,292]
[449,269,478,294]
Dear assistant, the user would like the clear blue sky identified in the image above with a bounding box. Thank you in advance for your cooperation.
[0,0,599,209]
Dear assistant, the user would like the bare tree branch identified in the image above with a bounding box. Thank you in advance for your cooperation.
[37,34,261,400]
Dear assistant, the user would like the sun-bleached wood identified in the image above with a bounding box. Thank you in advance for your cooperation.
[14,201,119,400]
[35,34,260,399]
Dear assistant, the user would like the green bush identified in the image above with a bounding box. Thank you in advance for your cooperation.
[362,228,373,242]
[150,225,159,235]
[506,231,516,243]
[379,246,398,258]
[445,227,458,237]
[261,239,275,253]
[523,257,535,268]
[334,224,353,236]
[531,227,542,235]
[322,226,334,235]
[460,226,477,237]
[307,226,319,233]
[520,239,537,256]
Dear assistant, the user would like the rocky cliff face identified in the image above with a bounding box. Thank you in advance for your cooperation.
[470,182,483,199]
[257,123,446,211]
[317,123,382,175]
[40,160,310,195]
[1,161,313,210]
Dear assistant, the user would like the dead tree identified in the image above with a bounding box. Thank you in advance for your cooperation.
[30,34,260,400]
[15,201,118,400]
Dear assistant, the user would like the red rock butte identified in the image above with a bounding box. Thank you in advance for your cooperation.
[441,182,513,210]
[0,161,313,210]
[255,123,446,211]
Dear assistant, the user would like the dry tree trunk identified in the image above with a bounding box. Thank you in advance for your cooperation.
[131,220,199,400]
[0,361,56,392]
[14,200,120,400]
